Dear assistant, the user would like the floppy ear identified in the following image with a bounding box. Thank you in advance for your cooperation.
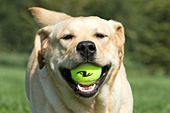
[34,26,53,69]
[108,20,125,59]
[29,7,71,26]
[109,20,125,47]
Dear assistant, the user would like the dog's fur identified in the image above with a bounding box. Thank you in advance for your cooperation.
[26,7,133,113]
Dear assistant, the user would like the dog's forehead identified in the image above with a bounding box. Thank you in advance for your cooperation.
[63,17,107,25]
[51,17,114,37]
[69,17,108,26]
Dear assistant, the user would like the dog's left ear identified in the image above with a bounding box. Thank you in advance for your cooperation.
[108,20,125,47]
[34,26,53,69]
[108,20,125,59]
[29,7,71,26]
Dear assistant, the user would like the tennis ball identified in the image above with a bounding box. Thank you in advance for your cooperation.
[71,63,102,85]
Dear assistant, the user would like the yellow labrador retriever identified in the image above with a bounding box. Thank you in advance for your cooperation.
[26,7,133,113]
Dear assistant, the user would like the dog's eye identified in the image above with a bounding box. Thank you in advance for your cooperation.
[62,35,74,40]
[95,33,105,38]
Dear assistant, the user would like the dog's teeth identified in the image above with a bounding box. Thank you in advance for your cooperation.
[78,84,96,92]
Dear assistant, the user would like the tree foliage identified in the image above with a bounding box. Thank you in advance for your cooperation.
[0,0,169,75]
[129,0,170,75]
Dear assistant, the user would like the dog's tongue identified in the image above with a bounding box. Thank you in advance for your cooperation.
[78,84,96,92]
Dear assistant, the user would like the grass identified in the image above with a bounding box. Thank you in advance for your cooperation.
[0,66,31,113]
[0,52,31,113]
[0,52,170,113]
[125,59,170,113]
[129,76,170,113]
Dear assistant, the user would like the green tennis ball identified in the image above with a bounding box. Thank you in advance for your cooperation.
[71,63,102,85]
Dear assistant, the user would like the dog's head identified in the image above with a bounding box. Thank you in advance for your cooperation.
[30,7,125,98]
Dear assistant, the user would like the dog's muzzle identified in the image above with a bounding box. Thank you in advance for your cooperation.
[59,41,111,98]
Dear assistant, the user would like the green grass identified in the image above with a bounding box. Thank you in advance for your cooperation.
[0,52,31,113]
[0,52,170,113]
[125,59,170,113]
[0,65,31,113]
[128,75,170,113]
[0,52,29,67]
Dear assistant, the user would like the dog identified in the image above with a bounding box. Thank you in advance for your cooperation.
[26,7,133,113]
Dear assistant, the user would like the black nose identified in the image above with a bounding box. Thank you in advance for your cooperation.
[76,41,96,60]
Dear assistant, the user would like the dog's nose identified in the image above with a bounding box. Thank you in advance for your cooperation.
[76,41,96,60]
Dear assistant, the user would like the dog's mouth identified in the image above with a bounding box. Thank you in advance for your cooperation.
[60,64,111,98]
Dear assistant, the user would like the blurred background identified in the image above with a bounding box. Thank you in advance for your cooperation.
[0,0,169,113]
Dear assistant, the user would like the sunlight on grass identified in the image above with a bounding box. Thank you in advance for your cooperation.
[128,75,170,113]
[0,52,29,67]
[0,52,30,112]
[0,58,31,113]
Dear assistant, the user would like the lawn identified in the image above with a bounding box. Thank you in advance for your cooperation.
[0,52,170,113]
[129,76,170,113]
[0,52,31,113]
[0,65,31,113]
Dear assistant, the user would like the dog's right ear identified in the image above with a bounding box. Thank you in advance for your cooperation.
[29,7,71,26]
[34,26,53,69]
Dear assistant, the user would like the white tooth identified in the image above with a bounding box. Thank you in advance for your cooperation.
[91,84,96,90]
[78,84,83,91]
[78,84,96,92]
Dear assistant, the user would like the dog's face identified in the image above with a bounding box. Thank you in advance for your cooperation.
[50,17,119,68]
[32,8,125,98]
